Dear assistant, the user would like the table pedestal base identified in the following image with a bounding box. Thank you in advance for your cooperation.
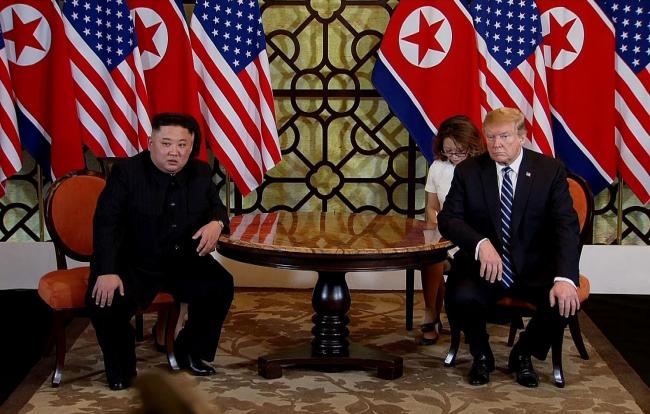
[258,271,403,380]
[258,343,403,380]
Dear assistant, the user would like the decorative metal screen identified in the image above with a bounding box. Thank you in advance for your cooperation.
[0,0,648,245]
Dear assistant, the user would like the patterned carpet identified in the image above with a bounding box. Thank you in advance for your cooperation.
[12,290,648,413]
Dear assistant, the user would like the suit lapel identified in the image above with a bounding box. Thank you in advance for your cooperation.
[479,156,501,240]
[511,149,533,237]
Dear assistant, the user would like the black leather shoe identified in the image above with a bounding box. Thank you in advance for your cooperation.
[508,347,539,388]
[106,366,136,391]
[177,352,216,376]
[468,354,495,386]
[108,379,130,391]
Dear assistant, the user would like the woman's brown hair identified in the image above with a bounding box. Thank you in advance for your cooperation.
[433,115,485,161]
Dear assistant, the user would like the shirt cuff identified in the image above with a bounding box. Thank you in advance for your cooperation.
[475,238,488,260]
[554,277,577,289]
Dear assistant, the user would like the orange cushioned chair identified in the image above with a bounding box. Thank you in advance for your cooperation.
[443,172,593,388]
[38,170,179,387]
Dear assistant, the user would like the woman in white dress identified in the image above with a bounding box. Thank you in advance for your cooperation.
[420,115,485,345]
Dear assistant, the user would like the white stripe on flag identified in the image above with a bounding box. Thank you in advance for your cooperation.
[70,62,138,155]
[196,93,259,190]
[617,127,650,192]
[615,90,650,156]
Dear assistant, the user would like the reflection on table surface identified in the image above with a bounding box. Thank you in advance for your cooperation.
[222,211,450,254]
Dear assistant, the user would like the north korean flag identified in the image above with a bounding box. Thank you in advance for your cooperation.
[0,0,84,178]
[539,0,617,194]
[372,0,482,163]
[128,0,207,160]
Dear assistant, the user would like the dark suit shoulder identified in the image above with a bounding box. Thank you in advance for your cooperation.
[184,158,212,177]
[107,152,148,176]
[523,149,566,175]
[454,152,492,175]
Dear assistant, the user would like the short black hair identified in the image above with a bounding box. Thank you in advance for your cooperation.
[151,113,201,158]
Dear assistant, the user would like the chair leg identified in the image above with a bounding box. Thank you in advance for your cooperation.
[52,312,66,387]
[154,310,167,349]
[165,303,180,371]
[444,326,461,367]
[569,315,589,360]
[507,317,519,347]
[551,328,565,388]
[405,269,415,331]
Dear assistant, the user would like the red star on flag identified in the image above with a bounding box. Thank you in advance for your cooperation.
[134,12,162,57]
[3,10,44,60]
[544,15,577,65]
[402,11,445,64]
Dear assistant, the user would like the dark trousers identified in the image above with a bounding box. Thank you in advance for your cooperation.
[86,255,234,382]
[445,273,568,361]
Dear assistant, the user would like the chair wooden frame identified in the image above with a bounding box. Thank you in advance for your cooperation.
[442,171,593,387]
[40,170,179,387]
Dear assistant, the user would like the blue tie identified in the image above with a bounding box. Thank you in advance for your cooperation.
[500,166,515,288]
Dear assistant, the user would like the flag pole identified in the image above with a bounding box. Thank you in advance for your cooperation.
[37,166,45,242]
[225,172,231,217]
[616,172,623,245]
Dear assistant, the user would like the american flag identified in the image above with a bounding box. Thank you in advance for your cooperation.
[467,0,554,155]
[0,26,20,198]
[603,0,650,203]
[190,0,281,196]
[62,0,151,158]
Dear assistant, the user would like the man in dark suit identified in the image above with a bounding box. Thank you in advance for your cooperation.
[438,107,581,387]
[86,113,234,390]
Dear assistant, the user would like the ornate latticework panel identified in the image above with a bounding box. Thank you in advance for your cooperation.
[230,0,429,216]
[593,183,650,245]
[0,153,41,242]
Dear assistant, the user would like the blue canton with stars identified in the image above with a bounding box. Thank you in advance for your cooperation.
[468,0,543,72]
[194,0,266,73]
[598,0,650,73]
[63,0,137,71]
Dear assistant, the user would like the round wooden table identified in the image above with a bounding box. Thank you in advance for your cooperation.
[217,211,452,380]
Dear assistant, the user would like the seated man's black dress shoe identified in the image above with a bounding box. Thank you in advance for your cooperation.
[108,379,130,391]
[177,351,216,376]
[468,354,495,386]
[508,347,539,388]
[107,369,136,391]
[106,363,137,391]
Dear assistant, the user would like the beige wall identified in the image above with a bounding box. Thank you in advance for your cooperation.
[1,242,648,294]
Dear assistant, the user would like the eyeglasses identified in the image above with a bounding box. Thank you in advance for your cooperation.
[441,150,468,158]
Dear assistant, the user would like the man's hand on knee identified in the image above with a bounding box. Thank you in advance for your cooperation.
[192,220,224,256]
[478,240,503,283]
[549,281,579,318]
[92,274,124,308]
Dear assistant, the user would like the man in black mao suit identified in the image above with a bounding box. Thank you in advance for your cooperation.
[86,113,234,390]
[438,107,581,387]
